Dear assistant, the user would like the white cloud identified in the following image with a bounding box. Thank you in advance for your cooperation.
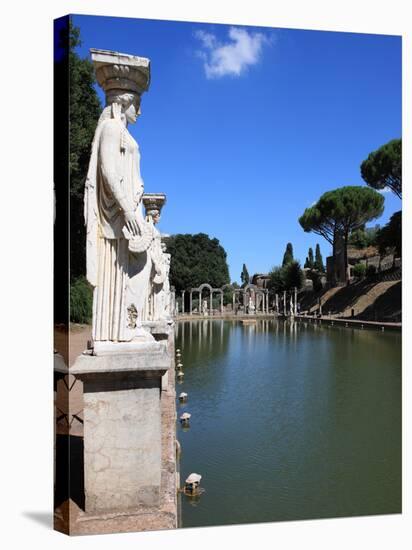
[194,27,270,79]
[378,187,391,194]
[195,29,217,50]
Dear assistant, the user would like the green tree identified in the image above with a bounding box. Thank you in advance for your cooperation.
[268,266,286,294]
[314,243,325,272]
[165,233,230,292]
[299,186,384,282]
[54,18,101,323]
[283,261,304,290]
[361,138,401,199]
[376,210,401,257]
[282,242,294,266]
[268,261,304,294]
[240,264,250,287]
[69,21,102,281]
[299,204,338,250]
[70,276,93,324]
[348,225,380,249]
[54,17,71,324]
[306,269,323,292]
[304,247,314,269]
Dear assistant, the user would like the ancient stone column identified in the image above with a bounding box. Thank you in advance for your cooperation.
[190,291,193,315]
[181,290,185,314]
[220,291,224,314]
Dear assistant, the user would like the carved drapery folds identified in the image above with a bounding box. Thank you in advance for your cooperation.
[84,50,172,352]
[143,194,172,323]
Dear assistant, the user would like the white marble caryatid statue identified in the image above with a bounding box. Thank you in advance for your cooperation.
[160,243,172,319]
[142,194,172,322]
[84,49,156,351]
[248,296,255,314]
[202,299,208,316]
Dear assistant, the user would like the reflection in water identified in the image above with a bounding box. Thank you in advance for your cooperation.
[175,320,230,364]
[177,319,401,528]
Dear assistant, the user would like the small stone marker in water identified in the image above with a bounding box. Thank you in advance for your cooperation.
[180,412,191,425]
[179,392,188,402]
[184,473,202,495]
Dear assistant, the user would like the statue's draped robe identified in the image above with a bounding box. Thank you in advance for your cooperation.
[146,224,167,321]
[85,115,150,341]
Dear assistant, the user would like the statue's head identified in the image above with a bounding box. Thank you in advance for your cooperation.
[91,49,150,125]
[147,208,161,225]
[142,194,166,224]
[106,90,141,124]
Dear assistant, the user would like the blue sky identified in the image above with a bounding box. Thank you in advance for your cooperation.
[73,14,401,283]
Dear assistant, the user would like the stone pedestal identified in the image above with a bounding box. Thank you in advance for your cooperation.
[70,347,169,513]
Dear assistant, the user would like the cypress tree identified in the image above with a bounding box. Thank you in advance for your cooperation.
[282,243,294,266]
[315,244,325,272]
[240,263,250,286]
[307,247,314,268]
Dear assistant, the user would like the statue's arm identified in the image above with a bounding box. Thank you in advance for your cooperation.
[99,120,139,234]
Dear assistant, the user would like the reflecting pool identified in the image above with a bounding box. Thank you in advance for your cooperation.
[175,319,401,528]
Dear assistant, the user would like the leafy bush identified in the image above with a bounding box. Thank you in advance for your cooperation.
[70,276,93,324]
[353,263,367,279]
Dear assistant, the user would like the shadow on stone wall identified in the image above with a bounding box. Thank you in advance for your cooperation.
[353,281,401,322]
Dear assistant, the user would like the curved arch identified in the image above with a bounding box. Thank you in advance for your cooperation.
[198,283,213,292]
[243,283,258,291]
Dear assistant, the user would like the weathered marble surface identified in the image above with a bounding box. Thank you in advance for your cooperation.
[85,49,164,350]
[142,194,172,323]
[84,380,161,511]
[71,348,170,513]
[69,347,169,373]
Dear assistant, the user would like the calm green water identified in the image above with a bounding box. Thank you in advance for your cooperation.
[175,319,401,528]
